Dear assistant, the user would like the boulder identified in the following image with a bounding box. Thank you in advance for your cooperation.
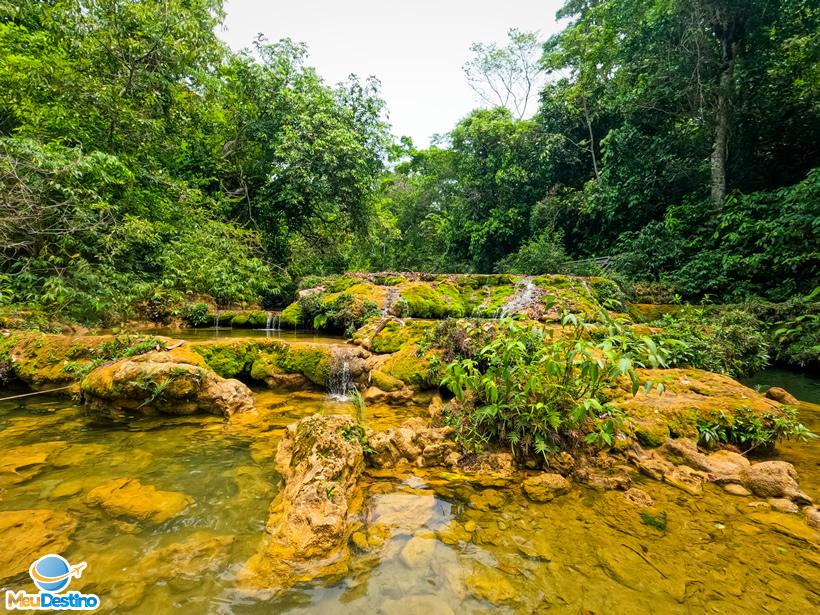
[81,348,253,417]
[746,461,812,505]
[242,414,365,588]
[85,478,193,523]
[0,509,76,581]
[522,473,571,502]
[367,418,459,469]
[765,386,798,405]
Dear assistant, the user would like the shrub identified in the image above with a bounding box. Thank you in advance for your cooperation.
[441,314,668,460]
[657,308,769,377]
[696,407,815,453]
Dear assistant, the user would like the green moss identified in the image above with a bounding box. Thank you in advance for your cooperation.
[191,341,259,378]
[280,302,303,327]
[399,282,463,318]
[247,311,269,328]
[380,345,432,388]
[231,314,249,327]
[369,320,435,353]
[250,341,332,387]
[370,369,405,392]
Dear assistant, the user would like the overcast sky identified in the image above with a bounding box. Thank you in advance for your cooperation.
[219,1,564,146]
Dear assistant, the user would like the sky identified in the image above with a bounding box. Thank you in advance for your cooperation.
[219,0,564,147]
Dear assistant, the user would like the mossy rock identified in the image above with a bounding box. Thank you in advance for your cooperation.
[280,303,304,327]
[611,368,787,441]
[250,342,333,387]
[370,369,405,392]
[369,320,436,354]
[191,340,260,378]
[380,345,433,388]
[398,282,464,318]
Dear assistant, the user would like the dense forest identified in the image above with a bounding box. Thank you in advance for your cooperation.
[0,0,818,325]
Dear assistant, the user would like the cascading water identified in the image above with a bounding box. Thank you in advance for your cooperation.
[264,311,281,331]
[381,288,400,317]
[328,348,355,401]
[499,277,538,319]
[214,310,221,329]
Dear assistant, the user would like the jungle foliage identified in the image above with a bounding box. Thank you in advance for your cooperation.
[0,0,817,325]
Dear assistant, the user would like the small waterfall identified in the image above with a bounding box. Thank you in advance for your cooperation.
[381,288,399,317]
[264,311,281,331]
[328,348,355,401]
[214,310,220,329]
[499,277,538,319]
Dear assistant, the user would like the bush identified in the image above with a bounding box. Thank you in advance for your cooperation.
[441,314,668,460]
[697,407,814,453]
[657,308,770,378]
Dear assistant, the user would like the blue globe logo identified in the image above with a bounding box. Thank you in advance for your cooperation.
[29,554,75,593]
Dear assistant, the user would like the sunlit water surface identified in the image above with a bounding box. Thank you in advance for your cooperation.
[1,375,818,613]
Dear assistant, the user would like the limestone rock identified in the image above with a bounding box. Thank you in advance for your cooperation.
[522,473,571,502]
[746,461,811,504]
[623,487,654,508]
[0,509,76,581]
[367,418,458,469]
[804,506,820,529]
[363,385,415,406]
[400,535,436,569]
[764,386,798,405]
[767,498,800,514]
[81,348,253,417]
[663,465,706,496]
[242,414,365,588]
[85,478,192,523]
[724,484,752,496]
[466,563,516,605]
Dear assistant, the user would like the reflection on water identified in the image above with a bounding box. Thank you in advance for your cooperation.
[1,390,818,614]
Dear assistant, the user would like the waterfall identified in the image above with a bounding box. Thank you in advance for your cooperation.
[499,277,537,319]
[381,288,399,317]
[328,348,355,401]
[214,310,220,329]
[264,312,281,331]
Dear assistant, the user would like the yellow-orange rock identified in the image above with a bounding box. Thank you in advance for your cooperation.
[241,414,365,589]
[0,509,76,581]
[84,478,193,523]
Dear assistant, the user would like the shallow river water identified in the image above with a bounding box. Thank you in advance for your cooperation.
[1,378,819,613]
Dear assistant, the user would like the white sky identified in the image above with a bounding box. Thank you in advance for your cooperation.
[219,0,564,146]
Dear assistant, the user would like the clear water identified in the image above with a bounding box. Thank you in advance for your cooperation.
[1,384,818,613]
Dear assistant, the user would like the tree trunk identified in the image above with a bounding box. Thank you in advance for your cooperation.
[710,45,734,208]
[582,97,599,179]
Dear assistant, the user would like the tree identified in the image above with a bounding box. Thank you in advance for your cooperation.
[464,29,545,119]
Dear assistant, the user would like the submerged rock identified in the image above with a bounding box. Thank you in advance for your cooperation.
[522,473,571,502]
[84,478,193,523]
[242,414,365,589]
[81,347,253,417]
[0,509,76,581]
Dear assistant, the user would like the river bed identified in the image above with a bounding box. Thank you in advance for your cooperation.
[1,379,818,613]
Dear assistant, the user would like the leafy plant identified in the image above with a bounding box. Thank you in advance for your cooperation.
[696,407,815,453]
[441,314,667,460]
